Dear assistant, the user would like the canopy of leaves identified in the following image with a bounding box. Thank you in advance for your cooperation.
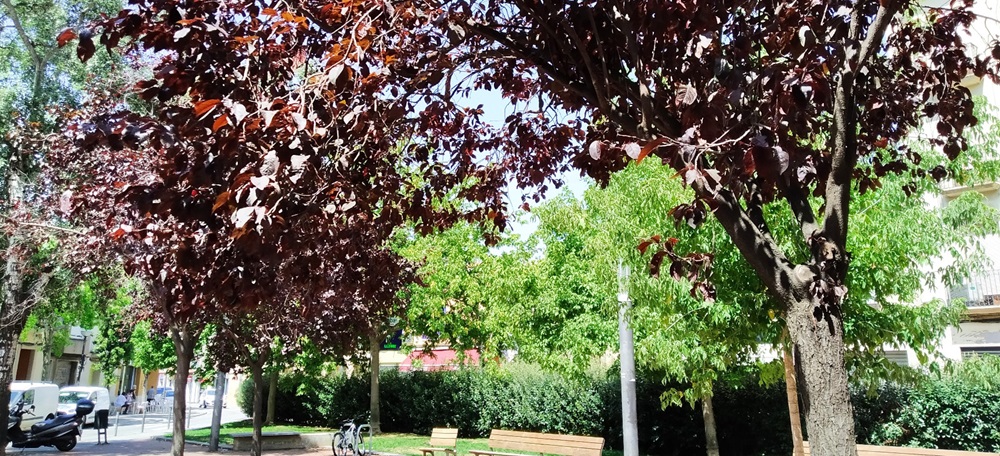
[486,154,997,400]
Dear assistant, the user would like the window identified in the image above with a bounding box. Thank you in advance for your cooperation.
[884,350,910,367]
[961,346,1000,359]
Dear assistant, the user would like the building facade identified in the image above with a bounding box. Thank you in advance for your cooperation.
[10,326,103,387]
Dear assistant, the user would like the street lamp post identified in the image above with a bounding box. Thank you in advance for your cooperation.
[618,261,639,456]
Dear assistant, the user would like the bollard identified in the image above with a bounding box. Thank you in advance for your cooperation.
[141,406,146,433]
[114,409,121,436]
[187,405,192,429]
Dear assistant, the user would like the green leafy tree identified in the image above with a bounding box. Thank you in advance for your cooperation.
[21,268,101,382]
[0,0,125,450]
[397,223,499,353]
[90,273,143,385]
[504,155,998,454]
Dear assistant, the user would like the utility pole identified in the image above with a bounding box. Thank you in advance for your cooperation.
[617,261,638,456]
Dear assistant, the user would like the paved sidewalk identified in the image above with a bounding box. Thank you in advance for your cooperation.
[9,436,334,455]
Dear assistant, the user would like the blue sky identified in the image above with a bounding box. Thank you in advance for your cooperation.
[461,87,590,239]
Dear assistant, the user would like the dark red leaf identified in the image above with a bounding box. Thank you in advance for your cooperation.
[57,28,77,47]
[194,99,221,117]
[650,251,667,277]
[212,115,228,132]
[76,31,95,62]
[638,240,653,255]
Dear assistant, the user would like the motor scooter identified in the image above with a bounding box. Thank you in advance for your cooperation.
[5,398,94,451]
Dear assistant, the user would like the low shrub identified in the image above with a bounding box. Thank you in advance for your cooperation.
[236,359,1000,455]
[868,379,1000,451]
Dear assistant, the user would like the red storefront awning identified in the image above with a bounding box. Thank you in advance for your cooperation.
[398,349,480,372]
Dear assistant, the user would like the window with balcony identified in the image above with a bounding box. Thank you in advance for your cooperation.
[949,269,1000,308]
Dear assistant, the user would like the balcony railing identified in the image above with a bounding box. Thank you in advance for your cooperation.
[950,269,1000,307]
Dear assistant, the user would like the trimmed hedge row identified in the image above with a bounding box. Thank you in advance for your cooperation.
[859,381,1000,452]
[238,363,1000,455]
[240,365,791,456]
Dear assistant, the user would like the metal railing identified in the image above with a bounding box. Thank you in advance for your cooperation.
[950,269,1000,307]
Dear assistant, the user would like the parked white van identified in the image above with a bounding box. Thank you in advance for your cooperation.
[57,386,111,426]
[8,382,59,431]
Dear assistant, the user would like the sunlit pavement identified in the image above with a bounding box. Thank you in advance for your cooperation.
[6,437,337,455]
[4,402,304,455]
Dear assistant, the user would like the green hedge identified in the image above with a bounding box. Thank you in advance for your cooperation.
[240,364,790,456]
[862,382,1000,451]
[237,360,1000,455]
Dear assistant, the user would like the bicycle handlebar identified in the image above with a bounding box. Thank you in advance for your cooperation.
[340,413,370,425]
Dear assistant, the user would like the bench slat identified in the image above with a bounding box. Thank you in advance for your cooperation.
[490,439,605,452]
[486,429,604,456]
[422,428,460,456]
[471,450,536,456]
[858,445,1000,456]
[490,430,604,447]
[803,441,1000,456]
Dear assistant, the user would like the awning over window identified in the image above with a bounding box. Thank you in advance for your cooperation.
[398,349,480,372]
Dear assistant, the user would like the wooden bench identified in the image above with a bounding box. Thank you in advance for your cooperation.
[469,429,604,456]
[803,441,1000,455]
[420,428,459,456]
[230,431,304,451]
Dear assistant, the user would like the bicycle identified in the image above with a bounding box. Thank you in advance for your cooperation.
[332,414,373,456]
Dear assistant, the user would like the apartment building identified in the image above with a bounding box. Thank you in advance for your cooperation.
[10,326,102,387]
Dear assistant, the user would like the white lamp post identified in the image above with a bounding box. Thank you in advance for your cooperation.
[618,260,638,456]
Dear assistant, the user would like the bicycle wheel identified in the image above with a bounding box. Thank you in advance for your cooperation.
[332,432,348,456]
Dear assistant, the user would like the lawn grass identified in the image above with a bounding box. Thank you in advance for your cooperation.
[168,419,333,446]
[372,433,490,456]
[373,433,622,456]
[174,426,621,456]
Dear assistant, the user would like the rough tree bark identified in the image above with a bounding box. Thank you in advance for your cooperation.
[0,243,26,456]
[250,361,267,456]
[701,394,720,456]
[0,327,17,454]
[169,325,198,456]
[787,295,855,456]
[0,236,51,455]
[266,369,277,426]
[369,331,381,434]
[784,339,805,456]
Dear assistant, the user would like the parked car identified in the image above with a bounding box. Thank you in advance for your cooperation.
[154,387,174,405]
[198,388,225,408]
[9,382,59,432]
[57,386,110,426]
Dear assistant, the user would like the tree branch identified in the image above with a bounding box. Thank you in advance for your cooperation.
[464,20,647,136]
[783,182,821,242]
[692,179,791,295]
[1,215,86,235]
[619,5,654,137]
[0,0,40,69]
[823,0,902,248]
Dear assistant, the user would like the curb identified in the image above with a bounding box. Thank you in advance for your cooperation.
[154,435,235,450]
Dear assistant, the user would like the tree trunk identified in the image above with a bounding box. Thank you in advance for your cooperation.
[40,320,52,381]
[0,239,34,456]
[137,371,146,409]
[786,296,856,456]
[170,326,198,456]
[266,369,277,426]
[0,331,17,455]
[784,340,805,456]
[369,332,381,434]
[701,393,720,456]
[250,362,266,456]
[208,370,225,452]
